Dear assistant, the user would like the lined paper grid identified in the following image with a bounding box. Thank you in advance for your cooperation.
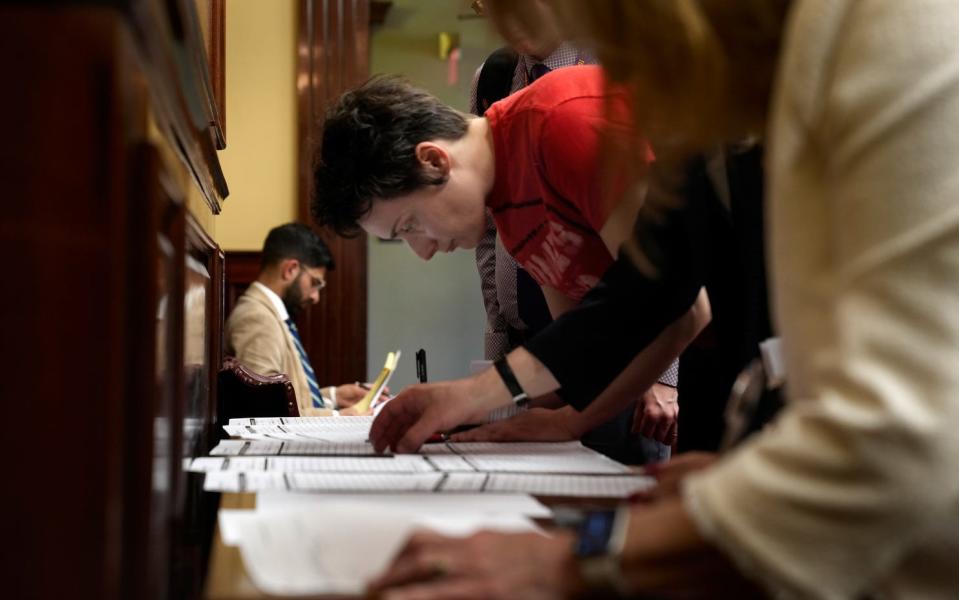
[222,416,375,444]
[203,471,654,498]
[228,416,374,429]
[190,456,435,474]
[417,442,455,454]
[424,455,477,472]
[289,472,446,492]
[447,441,585,454]
[484,474,655,498]
[254,491,552,519]
[210,439,630,474]
[203,472,448,493]
[191,457,265,472]
[431,473,655,497]
[438,472,488,492]
[447,441,630,475]
[221,425,370,443]
[209,439,383,457]
[220,423,623,472]
[206,425,654,497]
[210,440,283,456]
[203,471,288,493]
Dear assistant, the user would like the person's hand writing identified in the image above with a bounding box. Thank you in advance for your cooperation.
[449,406,581,443]
[632,382,679,444]
[334,383,368,408]
[370,378,503,454]
[368,530,580,600]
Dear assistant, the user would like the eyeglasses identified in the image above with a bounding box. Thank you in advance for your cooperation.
[299,266,327,291]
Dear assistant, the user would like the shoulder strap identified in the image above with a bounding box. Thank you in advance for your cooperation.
[476,46,519,116]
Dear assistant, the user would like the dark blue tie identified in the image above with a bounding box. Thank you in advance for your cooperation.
[530,62,550,82]
[285,319,325,408]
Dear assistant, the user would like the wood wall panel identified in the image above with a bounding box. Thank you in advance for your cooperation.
[224,251,262,319]
[174,215,223,599]
[0,13,135,598]
[121,142,181,600]
[0,5,226,599]
[297,0,370,386]
[204,0,227,145]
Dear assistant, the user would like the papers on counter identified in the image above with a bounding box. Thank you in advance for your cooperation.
[444,441,629,474]
[190,455,436,474]
[208,438,629,474]
[222,415,374,442]
[203,470,654,497]
[218,502,540,597]
[209,417,655,498]
[254,491,552,518]
[204,472,446,493]
[210,439,382,456]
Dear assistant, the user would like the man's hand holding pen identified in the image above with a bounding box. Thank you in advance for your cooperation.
[370,364,515,454]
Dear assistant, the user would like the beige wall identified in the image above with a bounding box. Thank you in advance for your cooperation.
[216,0,298,251]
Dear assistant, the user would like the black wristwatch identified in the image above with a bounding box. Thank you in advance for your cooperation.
[574,508,631,597]
[493,357,529,406]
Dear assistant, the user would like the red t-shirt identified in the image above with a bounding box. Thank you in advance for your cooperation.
[485,65,651,301]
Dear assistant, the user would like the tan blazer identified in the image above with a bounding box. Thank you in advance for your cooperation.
[225,284,329,416]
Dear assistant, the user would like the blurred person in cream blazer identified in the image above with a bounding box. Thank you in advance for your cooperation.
[227,223,369,416]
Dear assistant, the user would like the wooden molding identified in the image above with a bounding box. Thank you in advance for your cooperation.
[0,6,228,597]
[207,0,227,146]
[130,0,229,212]
[297,0,371,386]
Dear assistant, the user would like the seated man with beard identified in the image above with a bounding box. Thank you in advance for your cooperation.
[226,223,369,415]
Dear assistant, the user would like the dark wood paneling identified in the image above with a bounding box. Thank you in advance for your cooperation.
[370,1,393,24]
[173,215,222,599]
[0,6,226,599]
[122,142,185,600]
[206,0,227,145]
[130,0,229,209]
[0,12,136,598]
[297,0,371,386]
[224,250,262,318]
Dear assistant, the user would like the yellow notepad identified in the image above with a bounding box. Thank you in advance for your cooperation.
[352,350,401,414]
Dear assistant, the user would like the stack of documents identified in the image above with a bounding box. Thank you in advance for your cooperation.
[206,416,660,597]
[219,498,542,596]
[221,415,375,442]
[198,417,655,498]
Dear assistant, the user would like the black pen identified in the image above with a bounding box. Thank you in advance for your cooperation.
[418,349,447,442]
[415,348,427,383]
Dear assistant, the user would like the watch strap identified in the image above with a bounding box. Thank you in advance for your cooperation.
[575,508,632,597]
[493,357,529,406]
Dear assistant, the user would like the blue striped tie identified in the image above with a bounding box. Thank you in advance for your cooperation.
[285,319,325,408]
